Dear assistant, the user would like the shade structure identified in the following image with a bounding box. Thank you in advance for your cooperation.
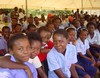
[0,0,100,10]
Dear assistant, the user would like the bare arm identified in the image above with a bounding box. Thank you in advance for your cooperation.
[86,49,95,65]
[40,48,50,53]
[37,66,47,78]
[70,64,79,78]
[75,64,84,71]
[54,68,67,78]
[90,44,100,48]
[0,56,27,69]
[78,52,91,61]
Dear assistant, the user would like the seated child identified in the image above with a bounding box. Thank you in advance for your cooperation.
[0,33,37,78]
[76,28,99,78]
[38,26,53,76]
[47,29,90,78]
[0,32,47,78]
[87,22,100,59]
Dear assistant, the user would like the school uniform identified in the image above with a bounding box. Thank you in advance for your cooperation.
[68,42,89,77]
[87,31,100,55]
[28,56,42,69]
[47,44,77,78]
[0,55,38,78]
[0,36,8,56]
[76,38,97,77]
[38,40,53,76]
[87,31,99,45]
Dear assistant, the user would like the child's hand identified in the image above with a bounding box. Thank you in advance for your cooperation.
[78,65,84,71]
[41,48,50,53]
[91,57,95,66]
[24,66,33,78]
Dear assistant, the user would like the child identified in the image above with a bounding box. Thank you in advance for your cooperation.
[46,22,55,33]
[0,32,47,78]
[52,17,62,30]
[26,24,37,33]
[47,29,88,78]
[27,32,47,78]
[0,33,37,78]
[38,26,53,76]
[66,27,93,78]
[76,28,98,78]
[0,26,10,56]
[87,22,100,59]
[14,24,22,34]
[65,27,76,45]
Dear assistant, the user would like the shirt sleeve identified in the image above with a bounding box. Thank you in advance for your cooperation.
[47,51,60,71]
[32,67,38,78]
[76,41,81,53]
[72,46,78,63]
[86,39,90,50]
[28,56,42,68]
[96,32,100,45]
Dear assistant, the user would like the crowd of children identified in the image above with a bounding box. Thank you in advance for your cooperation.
[0,7,100,78]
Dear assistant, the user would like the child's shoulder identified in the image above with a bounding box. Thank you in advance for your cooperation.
[67,44,76,48]
[47,47,56,56]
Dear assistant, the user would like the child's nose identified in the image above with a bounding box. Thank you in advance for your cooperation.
[56,42,60,47]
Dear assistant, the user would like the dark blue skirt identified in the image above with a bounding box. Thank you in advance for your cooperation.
[77,55,97,78]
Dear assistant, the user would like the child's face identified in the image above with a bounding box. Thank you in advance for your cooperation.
[48,24,55,33]
[79,31,88,41]
[30,40,41,59]
[87,25,95,33]
[40,30,51,44]
[2,28,10,39]
[54,19,61,30]
[53,34,68,54]
[28,18,33,24]
[12,18,17,26]
[15,25,22,33]
[68,30,76,42]
[28,27,36,32]
[11,38,31,63]
[74,21,80,28]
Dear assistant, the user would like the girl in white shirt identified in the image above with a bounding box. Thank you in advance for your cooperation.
[76,28,98,78]
[87,22,100,59]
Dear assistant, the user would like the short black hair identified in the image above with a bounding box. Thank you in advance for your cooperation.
[53,29,68,40]
[27,32,42,44]
[77,28,88,38]
[86,22,96,28]
[8,33,28,50]
[27,24,36,30]
[52,16,62,23]
[38,26,51,34]
[72,19,79,25]
[2,26,10,32]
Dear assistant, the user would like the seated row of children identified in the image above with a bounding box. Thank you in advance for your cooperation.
[0,21,100,78]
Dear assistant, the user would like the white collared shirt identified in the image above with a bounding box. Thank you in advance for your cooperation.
[47,44,77,78]
[87,31,99,45]
[0,36,8,52]
[28,56,42,68]
[76,38,90,55]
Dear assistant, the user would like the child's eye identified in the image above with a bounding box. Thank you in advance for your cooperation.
[18,48,23,51]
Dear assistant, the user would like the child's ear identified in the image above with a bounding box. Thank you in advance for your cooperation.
[9,49,14,55]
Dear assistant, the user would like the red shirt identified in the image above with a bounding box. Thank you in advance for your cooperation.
[38,41,53,62]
